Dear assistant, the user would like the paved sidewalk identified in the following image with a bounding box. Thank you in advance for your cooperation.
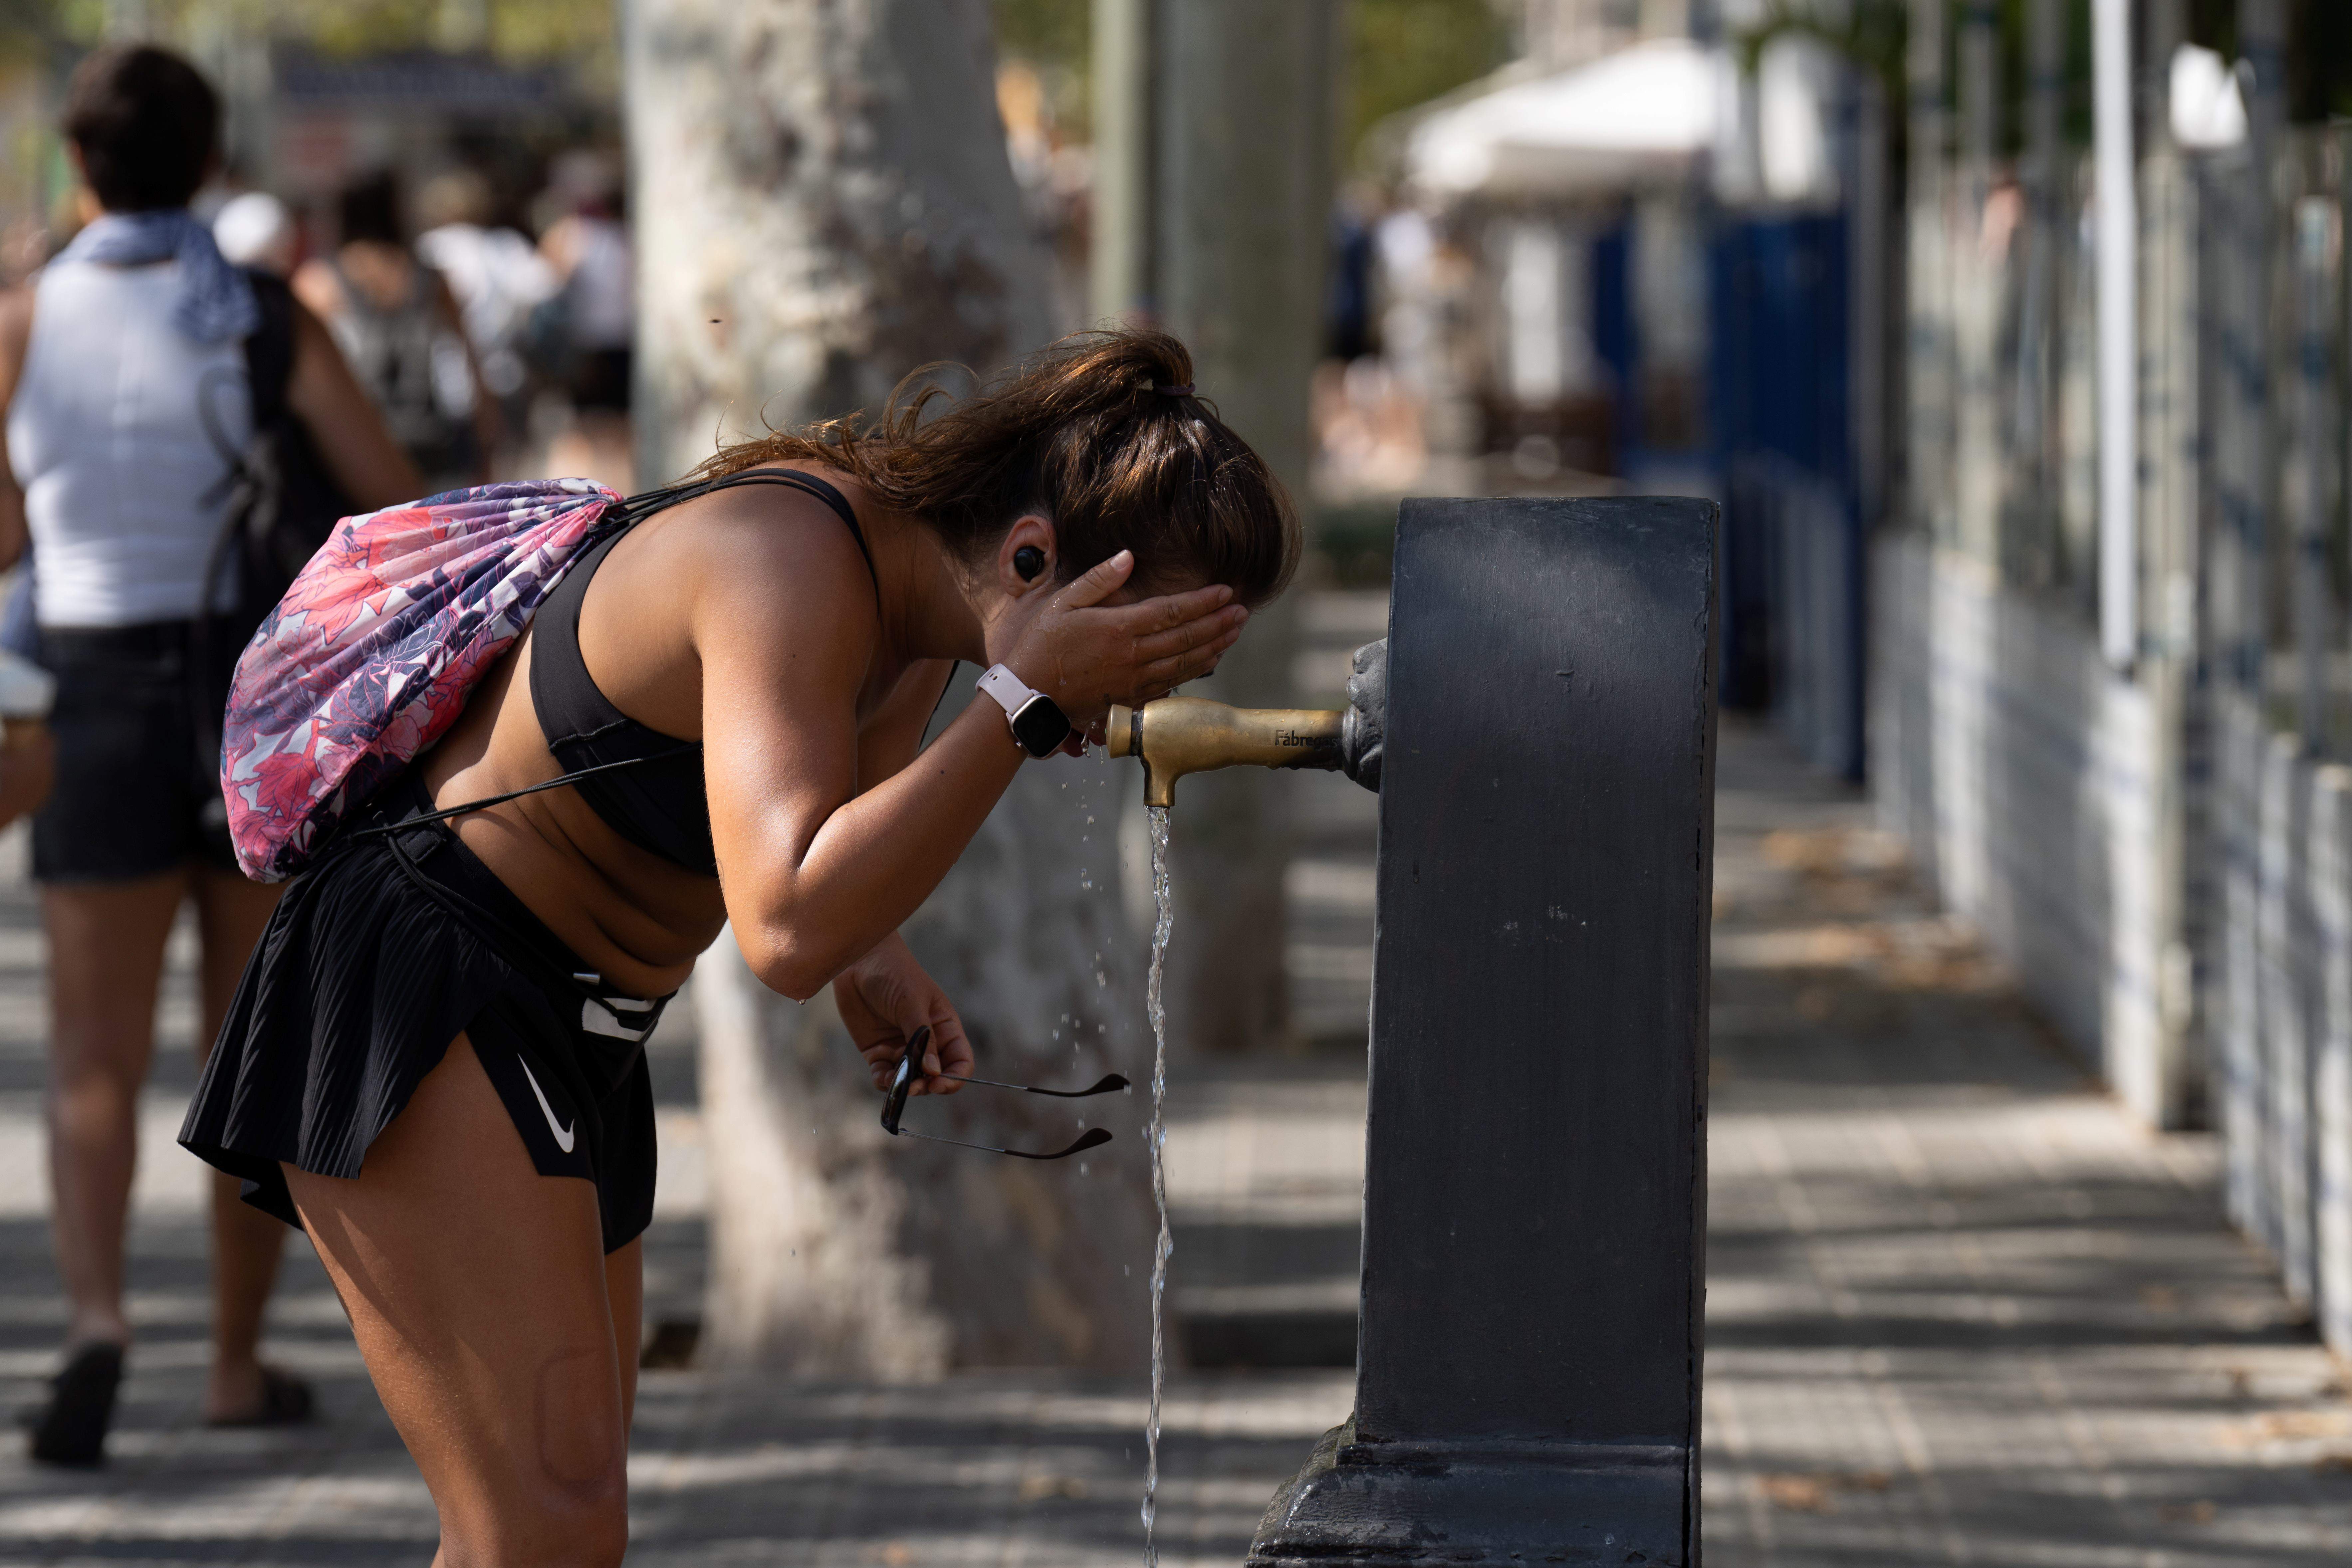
[1701,725,2352,1563]
[3,700,2350,1562]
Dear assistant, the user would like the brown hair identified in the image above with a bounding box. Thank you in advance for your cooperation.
[695,328,1300,607]
[63,44,219,213]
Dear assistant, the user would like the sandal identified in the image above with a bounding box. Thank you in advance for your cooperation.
[206,1364,314,1429]
[22,1340,124,1468]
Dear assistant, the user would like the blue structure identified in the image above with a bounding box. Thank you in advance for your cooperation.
[1706,208,1863,778]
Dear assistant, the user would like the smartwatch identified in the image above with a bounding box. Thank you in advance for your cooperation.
[977,663,1074,758]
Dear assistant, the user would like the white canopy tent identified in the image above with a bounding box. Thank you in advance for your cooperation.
[1404,39,1720,203]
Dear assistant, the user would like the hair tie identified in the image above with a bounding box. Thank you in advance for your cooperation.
[1154,383,1194,397]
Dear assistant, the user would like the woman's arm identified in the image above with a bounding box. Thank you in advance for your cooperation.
[698,525,1240,1002]
[285,297,422,509]
[0,285,36,571]
[855,658,958,790]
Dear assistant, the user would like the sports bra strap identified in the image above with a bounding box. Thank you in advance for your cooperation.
[614,468,877,596]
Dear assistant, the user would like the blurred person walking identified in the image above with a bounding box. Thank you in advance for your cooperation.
[414,168,556,446]
[297,170,499,492]
[537,151,634,489]
[5,43,418,1467]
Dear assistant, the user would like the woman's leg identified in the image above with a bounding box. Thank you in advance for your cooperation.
[606,1237,642,1430]
[287,1034,631,1568]
[192,867,289,1421]
[42,872,186,1348]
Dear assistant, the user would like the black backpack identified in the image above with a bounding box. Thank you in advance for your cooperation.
[209,270,353,645]
[193,270,355,756]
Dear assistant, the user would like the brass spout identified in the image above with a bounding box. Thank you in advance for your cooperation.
[1105,696,1345,809]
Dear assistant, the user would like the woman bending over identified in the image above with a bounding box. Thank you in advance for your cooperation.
[181,328,1295,1563]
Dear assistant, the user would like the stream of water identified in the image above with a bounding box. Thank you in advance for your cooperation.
[1141,802,1175,1567]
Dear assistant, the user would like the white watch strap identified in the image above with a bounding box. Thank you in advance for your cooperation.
[977,663,1042,721]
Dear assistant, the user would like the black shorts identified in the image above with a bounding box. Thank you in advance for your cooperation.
[32,621,239,883]
[180,772,668,1253]
[570,346,632,413]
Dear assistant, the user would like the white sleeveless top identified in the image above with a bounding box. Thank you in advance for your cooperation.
[8,257,250,627]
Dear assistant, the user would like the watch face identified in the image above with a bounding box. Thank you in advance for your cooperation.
[1010,694,1073,758]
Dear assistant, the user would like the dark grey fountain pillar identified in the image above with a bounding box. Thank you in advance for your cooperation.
[1249,497,1718,1568]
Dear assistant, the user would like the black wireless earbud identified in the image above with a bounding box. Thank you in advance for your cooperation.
[1014,545,1046,582]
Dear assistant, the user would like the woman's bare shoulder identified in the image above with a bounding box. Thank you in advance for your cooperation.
[672,464,880,579]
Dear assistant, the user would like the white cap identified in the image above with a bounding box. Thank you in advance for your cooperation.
[214,191,298,275]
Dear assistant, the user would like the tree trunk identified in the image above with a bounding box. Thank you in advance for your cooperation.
[1098,0,1341,1057]
[625,0,1154,1376]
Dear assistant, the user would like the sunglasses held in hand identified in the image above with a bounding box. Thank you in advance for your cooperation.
[880,1025,1126,1160]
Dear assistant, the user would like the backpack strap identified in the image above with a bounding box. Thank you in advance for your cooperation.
[241,270,298,429]
[342,747,700,842]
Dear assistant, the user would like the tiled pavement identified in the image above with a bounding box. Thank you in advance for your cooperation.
[2,601,2350,1559]
[1701,728,2352,1563]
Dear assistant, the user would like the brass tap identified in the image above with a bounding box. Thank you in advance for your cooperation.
[1105,696,1345,809]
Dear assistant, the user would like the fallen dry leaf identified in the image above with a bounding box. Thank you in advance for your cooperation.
[1017,1474,1088,1502]
[1760,1474,1832,1513]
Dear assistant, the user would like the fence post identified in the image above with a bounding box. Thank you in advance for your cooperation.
[2092,0,2137,666]
[2292,197,2335,751]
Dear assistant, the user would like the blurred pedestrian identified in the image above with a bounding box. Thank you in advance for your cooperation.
[3,42,418,1467]
[537,150,634,489]
[414,168,556,445]
[295,170,497,491]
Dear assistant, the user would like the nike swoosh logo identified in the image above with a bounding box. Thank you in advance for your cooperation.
[518,1061,577,1154]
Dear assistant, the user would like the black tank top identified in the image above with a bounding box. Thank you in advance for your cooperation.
[527,469,873,876]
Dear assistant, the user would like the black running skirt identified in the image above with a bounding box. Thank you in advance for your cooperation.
[180,772,669,1253]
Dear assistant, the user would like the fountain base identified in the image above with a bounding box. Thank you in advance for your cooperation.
[1249,1422,1689,1567]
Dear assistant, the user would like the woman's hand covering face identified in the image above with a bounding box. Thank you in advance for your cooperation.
[992,549,1248,730]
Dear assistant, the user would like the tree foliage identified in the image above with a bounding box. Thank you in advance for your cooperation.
[1348,0,1511,162]
[991,0,1512,171]
[22,0,610,66]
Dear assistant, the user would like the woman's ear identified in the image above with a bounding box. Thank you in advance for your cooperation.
[993,514,1057,595]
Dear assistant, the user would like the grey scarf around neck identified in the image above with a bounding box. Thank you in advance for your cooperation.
[53,208,259,344]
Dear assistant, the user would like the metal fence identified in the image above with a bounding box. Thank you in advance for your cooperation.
[1886,77,2352,1359]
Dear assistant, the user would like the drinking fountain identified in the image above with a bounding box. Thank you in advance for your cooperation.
[1108,496,1719,1568]
[1104,695,1347,808]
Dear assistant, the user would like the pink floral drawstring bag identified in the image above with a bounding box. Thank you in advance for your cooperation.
[219,479,625,882]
